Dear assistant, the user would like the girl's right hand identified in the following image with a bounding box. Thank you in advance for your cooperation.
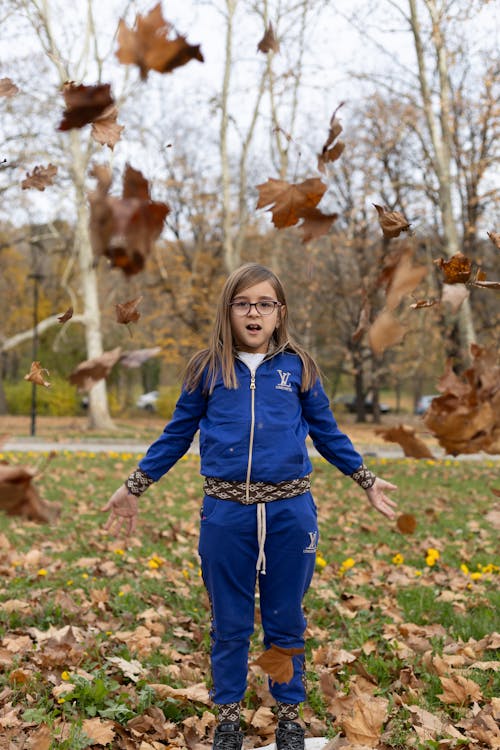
[102,485,138,538]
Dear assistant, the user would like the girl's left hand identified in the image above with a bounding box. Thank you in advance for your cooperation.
[365,478,398,520]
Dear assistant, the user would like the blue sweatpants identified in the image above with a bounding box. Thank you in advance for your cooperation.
[198,492,318,705]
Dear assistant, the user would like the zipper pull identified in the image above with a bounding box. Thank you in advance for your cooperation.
[250,373,256,390]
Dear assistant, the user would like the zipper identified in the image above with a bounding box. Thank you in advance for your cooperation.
[245,371,256,503]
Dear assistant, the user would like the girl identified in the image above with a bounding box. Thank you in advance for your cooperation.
[103,263,397,750]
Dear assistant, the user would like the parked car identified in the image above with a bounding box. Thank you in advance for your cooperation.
[136,390,159,411]
[415,394,438,415]
[333,394,391,414]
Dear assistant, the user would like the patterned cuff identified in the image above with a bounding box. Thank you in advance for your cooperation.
[351,463,377,489]
[125,468,154,496]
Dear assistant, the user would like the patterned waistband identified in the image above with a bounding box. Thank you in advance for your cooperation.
[203,475,311,505]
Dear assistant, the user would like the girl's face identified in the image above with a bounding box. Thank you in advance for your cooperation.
[229,280,283,353]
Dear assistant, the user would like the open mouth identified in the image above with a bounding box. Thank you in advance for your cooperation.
[246,324,262,331]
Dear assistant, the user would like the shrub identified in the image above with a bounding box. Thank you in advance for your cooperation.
[5,377,80,416]
[156,385,181,421]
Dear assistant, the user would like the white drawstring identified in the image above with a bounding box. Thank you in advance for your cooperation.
[256,502,267,575]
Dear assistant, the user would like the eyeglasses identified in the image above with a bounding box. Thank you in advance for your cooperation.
[229,300,282,316]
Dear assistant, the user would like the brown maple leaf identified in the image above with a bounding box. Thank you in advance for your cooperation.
[257,22,280,54]
[434,252,472,284]
[24,361,50,388]
[317,103,345,173]
[68,347,122,391]
[116,3,204,80]
[373,204,411,239]
[0,77,19,97]
[115,296,143,325]
[253,644,304,685]
[368,310,405,355]
[375,424,435,459]
[397,513,417,534]
[256,177,327,229]
[57,307,73,323]
[487,230,500,249]
[91,105,124,149]
[58,82,114,131]
[0,464,60,523]
[385,249,427,311]
[21,164,58,191]
[298,207,338,243]
[88,163,170,276]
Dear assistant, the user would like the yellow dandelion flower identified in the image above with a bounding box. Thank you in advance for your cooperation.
[148,559,160,569]
[61,671,70,681]
[392,553,404,565]
[316,554,327,568]
[118,590,125,596]
[182,569,189,579]
[66,580,73,586]
[37,569,47,576]
[427,548,440,559]
[470,572,482,581]
[114,549,125,556]
[342,557,355,569]
[414,570,422,576]
[187,561,194,569]
[82,573,89,579]
[58,698,66,704]
[460,564,469,575]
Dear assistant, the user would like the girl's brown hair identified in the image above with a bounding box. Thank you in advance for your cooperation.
[184,263,320,393]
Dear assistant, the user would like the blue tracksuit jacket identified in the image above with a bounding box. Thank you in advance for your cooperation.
[139,351,363,482]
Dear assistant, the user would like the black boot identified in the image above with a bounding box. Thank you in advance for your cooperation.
[213,722,244,750]
[275,720,305,750]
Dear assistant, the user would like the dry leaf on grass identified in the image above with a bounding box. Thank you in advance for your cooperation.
[438,674,483,704]
[81,718,116,745]
[149,682,211,705]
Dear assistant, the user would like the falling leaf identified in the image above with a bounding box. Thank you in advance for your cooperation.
[0,77,19,97]
[21,164,58,191]
[68,347,122,391]
[58,82,114,131]
[368,310,405,355]
[385,249,427,310]
[373,204,410,239]
[91,105,124,149]
[375,424,435,459]
[298,207,338,243]
[437,674,483,705]
[441,283,470,313]
[352,294,371,342]
[120,347,161,368]
[256,177,327,229]
[57,307,73,323]
[88,163,170,276]
[0,464,60,523]
[24,361,50,388]
[397,513,418,534]
[434,252,472,284]
[257,22,280,53]
[409,298,439,309]
[116,3,204,80]
[317,103,345,173]
[115,296,143,325]
[487,230,500,249]
[472,278,500,289]
[252,643,304,685]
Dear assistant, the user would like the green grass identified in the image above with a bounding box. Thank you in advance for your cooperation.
[0,451,498,747]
